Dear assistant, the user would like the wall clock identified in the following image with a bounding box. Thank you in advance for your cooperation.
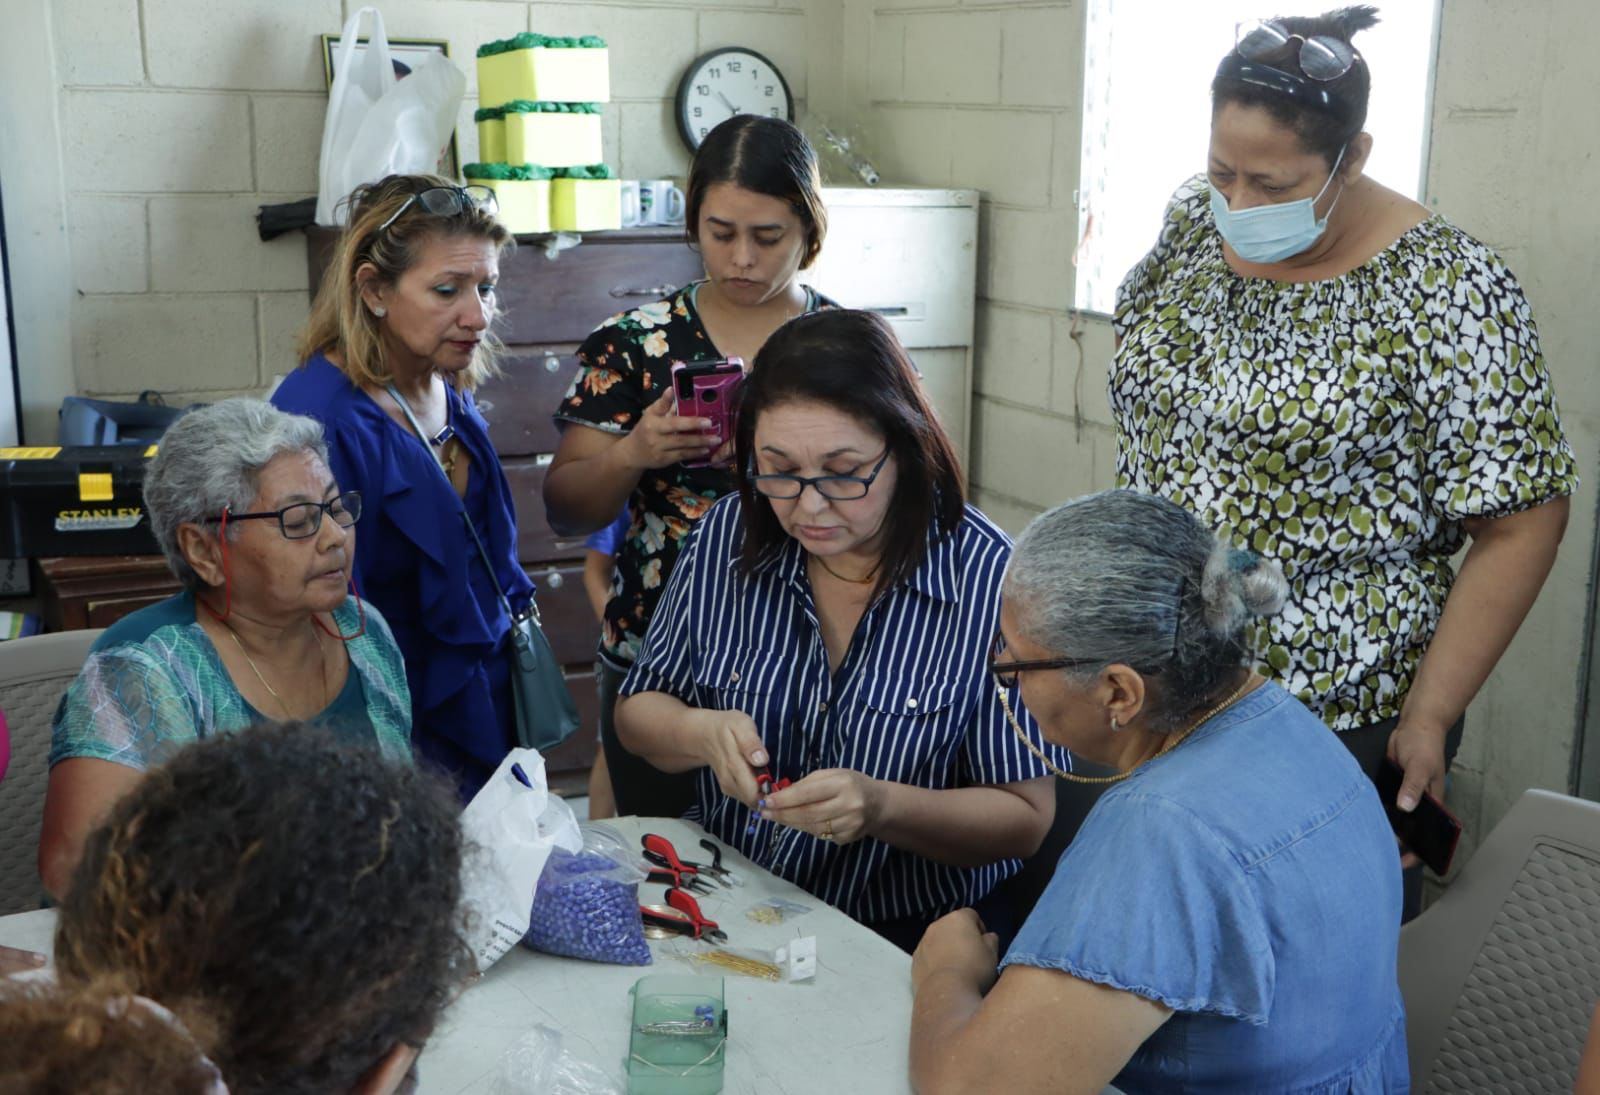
[675,47,794,152]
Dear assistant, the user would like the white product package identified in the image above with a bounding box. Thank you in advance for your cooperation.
[460,748,583,973]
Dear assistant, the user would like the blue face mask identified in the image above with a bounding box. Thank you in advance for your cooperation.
[1209,146,1346,264]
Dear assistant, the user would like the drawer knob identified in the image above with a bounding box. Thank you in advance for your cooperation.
[545,571,565,589]
[544,356,561,373]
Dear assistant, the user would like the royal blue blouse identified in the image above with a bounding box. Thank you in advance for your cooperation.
[622,494,1068,926]
[272,355,534,795]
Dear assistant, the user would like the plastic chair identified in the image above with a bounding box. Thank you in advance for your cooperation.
[1398,788,1600,1092]
[0,630,101,915]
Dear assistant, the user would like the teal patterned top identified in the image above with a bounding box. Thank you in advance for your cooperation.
[49,591,413,771]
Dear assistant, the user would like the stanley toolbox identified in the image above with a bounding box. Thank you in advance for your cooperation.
[0,445,160,557]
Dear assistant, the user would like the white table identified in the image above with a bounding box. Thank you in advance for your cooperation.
[0,817,919,1094]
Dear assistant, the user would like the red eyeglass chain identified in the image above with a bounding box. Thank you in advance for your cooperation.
[198,507,367,641]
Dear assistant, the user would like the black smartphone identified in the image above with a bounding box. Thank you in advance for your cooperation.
[1374,757,1463,876]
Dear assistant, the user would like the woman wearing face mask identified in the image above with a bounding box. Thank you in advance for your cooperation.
[273,174,531,799]
[615,311,1059,952]
[1111,6,1576,915]
[545,116,837,818]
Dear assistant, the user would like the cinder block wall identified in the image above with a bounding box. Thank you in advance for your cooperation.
[832,0,1102,533]
[829,0,1600,856]
[49,0,808,406]
[1421,0,1600,853]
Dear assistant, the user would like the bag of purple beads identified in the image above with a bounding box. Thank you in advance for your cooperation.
[522,824,652,965]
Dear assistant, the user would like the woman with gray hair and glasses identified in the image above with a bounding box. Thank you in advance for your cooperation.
[39,399,412,899]
[909,490,1408,1093]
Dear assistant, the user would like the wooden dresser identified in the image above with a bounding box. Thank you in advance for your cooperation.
[307,226,704,792]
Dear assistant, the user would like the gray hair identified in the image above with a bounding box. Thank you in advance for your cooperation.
[1004,490,1288,730]
[144,399,329,588]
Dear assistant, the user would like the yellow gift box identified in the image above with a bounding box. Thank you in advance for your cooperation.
[475,116,506,164]
[550,177,621,232]
[483,178,551,234]
[505,111,603,169]
[477,46,611,107]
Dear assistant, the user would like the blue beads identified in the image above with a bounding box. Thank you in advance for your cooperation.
[522,850,652,966]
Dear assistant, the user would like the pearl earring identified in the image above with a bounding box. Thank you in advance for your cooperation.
[371,305,386,318]
[1110,717,1121,731]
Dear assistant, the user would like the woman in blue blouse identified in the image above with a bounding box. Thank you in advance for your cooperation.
[616,311,1060,950]
[274,174,532,798]
[909,491,1407,1093]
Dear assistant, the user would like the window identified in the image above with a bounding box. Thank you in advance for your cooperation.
[1073,0,1439,314]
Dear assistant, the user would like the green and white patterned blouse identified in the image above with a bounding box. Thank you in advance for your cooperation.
[50,591,414,770]
[1112,176,1578,731]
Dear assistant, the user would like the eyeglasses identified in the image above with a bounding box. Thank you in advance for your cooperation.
[203,492,363,541]
[748,450,891,501]
[988,630,1095,689]
[1236,20,1358,82]
[378,185,498,233]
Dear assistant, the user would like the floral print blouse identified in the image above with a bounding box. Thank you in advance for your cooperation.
[555,282,836,668]
[1112,176,1578,731]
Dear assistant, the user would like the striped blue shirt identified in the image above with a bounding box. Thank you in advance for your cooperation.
[621,493,1068,925]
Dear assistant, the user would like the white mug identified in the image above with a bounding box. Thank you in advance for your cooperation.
[619,180,643,228]
[640,180,686,226]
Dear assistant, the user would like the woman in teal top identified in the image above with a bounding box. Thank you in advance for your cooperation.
[40,399,412,899]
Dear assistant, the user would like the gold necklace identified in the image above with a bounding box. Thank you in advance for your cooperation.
[810,553,878,585]
[222,622,328,721]
[999,673,1256,786]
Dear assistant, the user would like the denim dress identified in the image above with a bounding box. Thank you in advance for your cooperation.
[1001,682,1409,1093]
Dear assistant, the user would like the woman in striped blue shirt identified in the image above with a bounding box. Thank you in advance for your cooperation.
[616,310,1060,949]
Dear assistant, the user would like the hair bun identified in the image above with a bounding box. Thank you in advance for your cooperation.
[1327,5,1381,39]
[1200,541,1289,633]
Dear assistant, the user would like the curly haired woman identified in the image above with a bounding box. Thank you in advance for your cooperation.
[52,721,468,1095]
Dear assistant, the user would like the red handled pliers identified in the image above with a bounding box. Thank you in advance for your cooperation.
[664,886,728,943]
[747,770,795,834]
[641,833,730,890]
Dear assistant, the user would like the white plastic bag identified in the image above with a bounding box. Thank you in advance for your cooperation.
[459,748,582,973]
[315,6,466,225]
[490,1025,622,1095]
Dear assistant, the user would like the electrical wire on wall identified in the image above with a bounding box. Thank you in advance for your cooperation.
[0,174,19,447]
[1067,199,1096,446]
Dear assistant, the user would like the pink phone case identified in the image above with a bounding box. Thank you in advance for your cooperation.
[672,358,745,468]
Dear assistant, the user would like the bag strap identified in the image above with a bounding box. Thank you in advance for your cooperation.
[385,383,526,621]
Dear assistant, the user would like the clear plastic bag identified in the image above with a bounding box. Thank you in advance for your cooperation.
[745,897,813,926]
[522,824,652,965]
[490,1024,622,1095]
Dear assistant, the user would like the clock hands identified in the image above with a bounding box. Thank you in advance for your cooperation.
[716,90,742,114]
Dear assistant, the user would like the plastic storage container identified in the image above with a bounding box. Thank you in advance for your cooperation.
[626,974,726,1095]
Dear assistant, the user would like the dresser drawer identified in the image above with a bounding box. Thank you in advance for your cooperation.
[476,347,580,458]
[503,457,589,564]
[496,238,704,344]
[528,562,603,667]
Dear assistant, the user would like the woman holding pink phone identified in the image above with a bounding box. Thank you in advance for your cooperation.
[545,116,837,817]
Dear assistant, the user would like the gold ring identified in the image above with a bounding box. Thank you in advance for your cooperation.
[821,822,834,841]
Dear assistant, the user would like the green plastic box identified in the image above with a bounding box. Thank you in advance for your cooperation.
[626,974,727,1095]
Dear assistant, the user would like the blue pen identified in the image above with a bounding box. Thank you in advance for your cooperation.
[511,762,533,789]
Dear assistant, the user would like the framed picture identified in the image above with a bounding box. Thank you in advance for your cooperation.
[320,34,461,179]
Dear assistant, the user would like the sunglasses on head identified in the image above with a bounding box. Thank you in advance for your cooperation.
[378,185,499,233]
[1235,20,1359,82]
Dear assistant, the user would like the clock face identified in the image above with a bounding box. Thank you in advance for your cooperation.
[675,47,794,151]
